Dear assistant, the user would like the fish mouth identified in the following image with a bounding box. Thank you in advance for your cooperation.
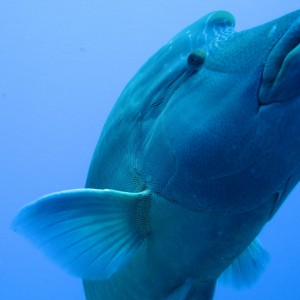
[258,17,300,105]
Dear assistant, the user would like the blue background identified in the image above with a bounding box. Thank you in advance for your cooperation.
[1,1,299,299]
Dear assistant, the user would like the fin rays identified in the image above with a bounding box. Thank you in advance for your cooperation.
[12,188,151,280]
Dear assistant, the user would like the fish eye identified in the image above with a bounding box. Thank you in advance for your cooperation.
[187,49,206,71]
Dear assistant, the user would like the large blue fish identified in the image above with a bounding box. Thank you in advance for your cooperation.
[12,10,300,299]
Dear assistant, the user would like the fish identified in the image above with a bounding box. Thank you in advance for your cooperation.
[12,9,300,300]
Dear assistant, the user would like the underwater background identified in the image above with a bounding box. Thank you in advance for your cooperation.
[1,1,300,299]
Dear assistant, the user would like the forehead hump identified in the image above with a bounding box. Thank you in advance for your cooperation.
[171,11,236,52]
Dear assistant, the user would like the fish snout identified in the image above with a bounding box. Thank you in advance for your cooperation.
[259,17,300,105]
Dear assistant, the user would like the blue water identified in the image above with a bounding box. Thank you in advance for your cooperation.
[1,1,300,299]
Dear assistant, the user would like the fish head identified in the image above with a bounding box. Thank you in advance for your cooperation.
[141,10,300,215]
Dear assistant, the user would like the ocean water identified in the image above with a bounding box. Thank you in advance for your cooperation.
[1,1,300,299]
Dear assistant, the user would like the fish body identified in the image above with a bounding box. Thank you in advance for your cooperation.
[12,10,300,300]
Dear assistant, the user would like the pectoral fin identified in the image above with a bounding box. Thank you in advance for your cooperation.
[219,238,270,288]
[12,188,152,280]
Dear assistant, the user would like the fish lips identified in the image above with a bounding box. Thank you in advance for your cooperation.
[258,17,300,105]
